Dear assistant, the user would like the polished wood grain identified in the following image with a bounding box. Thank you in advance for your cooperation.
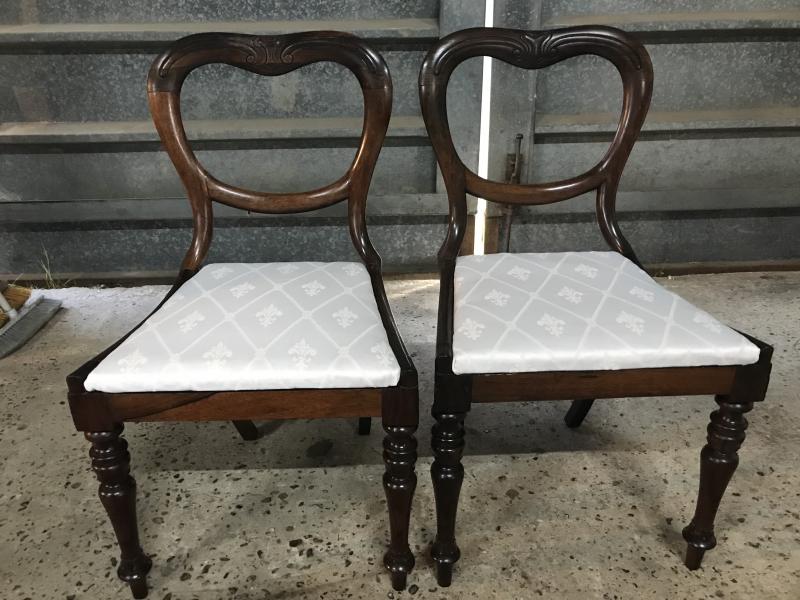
[67,31,418,597]
[419,25,773,586]
[86,426,151,599]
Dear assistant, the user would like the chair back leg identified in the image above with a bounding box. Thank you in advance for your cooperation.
[564,398,595,428]
[231,420,262,441]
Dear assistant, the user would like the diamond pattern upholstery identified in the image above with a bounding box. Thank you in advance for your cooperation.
[452,251,760,375]
[84,262,401,392]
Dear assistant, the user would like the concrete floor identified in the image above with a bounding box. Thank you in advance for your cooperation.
[1,272,798,599]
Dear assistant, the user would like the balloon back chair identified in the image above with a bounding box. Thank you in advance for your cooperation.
[418,25,772,586]
[67,31,418,597]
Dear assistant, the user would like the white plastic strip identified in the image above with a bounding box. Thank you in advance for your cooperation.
[473,0,494,255]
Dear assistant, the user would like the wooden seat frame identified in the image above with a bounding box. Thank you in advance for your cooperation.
[418,25,773,586]
[67,32,418,598]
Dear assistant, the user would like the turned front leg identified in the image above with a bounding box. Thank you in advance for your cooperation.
[382,424,417,591]
[682,395,753,569]
[86,425,152,598]
[430,411,466,586]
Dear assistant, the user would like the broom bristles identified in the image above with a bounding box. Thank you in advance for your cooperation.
[1,285,32,327]
[4,285,32,310]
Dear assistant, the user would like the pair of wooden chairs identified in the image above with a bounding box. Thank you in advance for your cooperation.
[67,27,772,598]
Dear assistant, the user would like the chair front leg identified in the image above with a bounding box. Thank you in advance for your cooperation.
[682,394,753,569]
[86,425,152,599]
[382,419,417,591]
[431,410,467,586]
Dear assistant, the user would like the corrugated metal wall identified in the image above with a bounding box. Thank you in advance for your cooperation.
[1,1,798,279]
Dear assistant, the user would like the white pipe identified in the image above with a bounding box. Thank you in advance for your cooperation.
[473,0,494,256]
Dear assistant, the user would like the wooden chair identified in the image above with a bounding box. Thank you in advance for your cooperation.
[418,25,773,586]
[67,32,418,598]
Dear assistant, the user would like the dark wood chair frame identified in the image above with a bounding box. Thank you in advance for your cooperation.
[418,25,773,586]
[66,32,418,598]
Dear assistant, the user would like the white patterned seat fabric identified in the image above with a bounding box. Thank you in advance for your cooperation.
[85,262,401,392]
[452,251,760,375]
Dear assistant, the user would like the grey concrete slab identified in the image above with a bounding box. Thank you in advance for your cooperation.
[0,18,440,44]
[543,0,800,23]
[535,42,800,115]
[0,115,427,145]
[0,50,424,122]
[0,220,450,274]
[534,106,800,135]
[0,194,450,224]
[0,270,798,598]
[545,8,800,31]
[0,144,436,203]
[510,212,800,263]
[0,0,440,24]
[526,136,800,193]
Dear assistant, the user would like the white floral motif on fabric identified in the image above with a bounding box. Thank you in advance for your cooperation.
[203,342,232,368]
[557,286,583,304]
[302,280,326,297]
[574,264,598,279]
[616,311,645,335]
[178,310,205,333]
[256,304,282,327]
[537,313,565,336]
[289,339,316,368]
[458,318,485,341]
[507,266,531,281]
[118,349,147,373]
[371,343,393,367]
[693,311,723,333]
[452,252,760,374]
[342,264,363,276]
[84,262,401,392]
[485,289,510,307]
[629,286,654,302]
[333,307,358,328]
[210,266,233,280]
[230,282,255,298]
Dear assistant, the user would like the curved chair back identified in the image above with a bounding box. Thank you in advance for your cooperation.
[147,32,392,271]
[418,26,653,264]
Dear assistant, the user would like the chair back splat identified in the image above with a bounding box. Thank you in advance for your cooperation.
[419,26,653,266]
[147,31,392,273]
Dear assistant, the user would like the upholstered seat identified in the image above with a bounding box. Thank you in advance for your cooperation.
[452,251,760,375]
[85,262,401,392]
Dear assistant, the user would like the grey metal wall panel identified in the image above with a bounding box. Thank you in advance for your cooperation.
[0,1,440,24]
[0,145,436,203]
[0,51,426,122]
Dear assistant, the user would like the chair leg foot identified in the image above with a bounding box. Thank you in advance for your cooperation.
[435,559,454,587]
[86,426,152,598]
[388,568,408,591]
[431,411,466,586]
[382,423,417,591]
[683,541,707,570]
[682,394,753,571]
[564,399,594,428]
[125,563,153,599]
[232,420,261,441]
[358,416,372,436]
